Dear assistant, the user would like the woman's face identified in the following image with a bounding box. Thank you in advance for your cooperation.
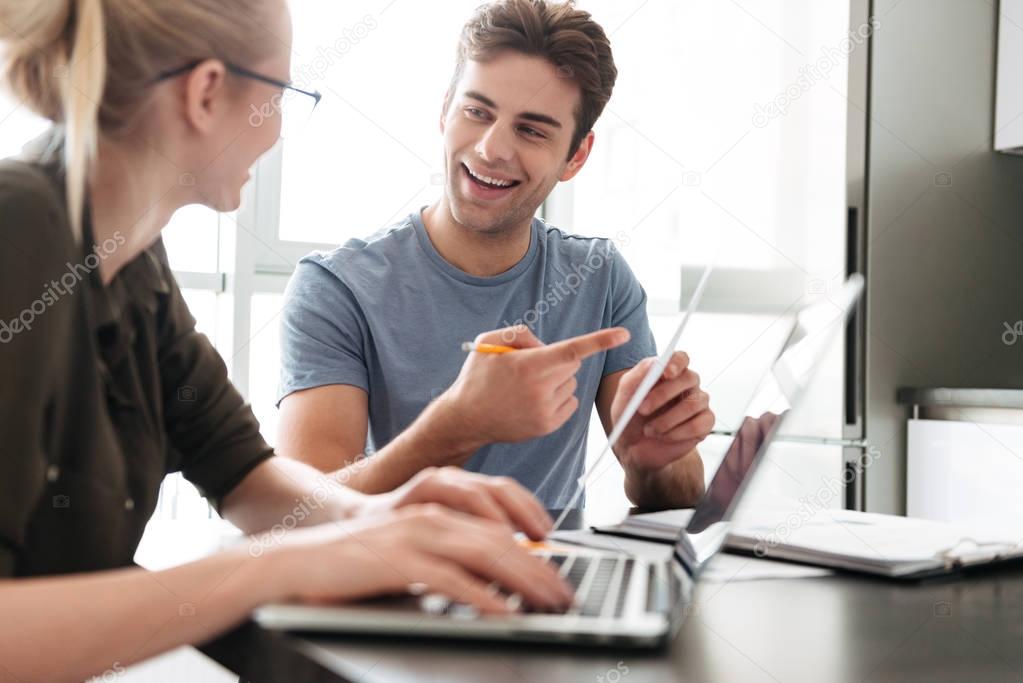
[187,0,293,212]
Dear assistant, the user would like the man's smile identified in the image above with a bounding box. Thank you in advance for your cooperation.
[460,161,522,199]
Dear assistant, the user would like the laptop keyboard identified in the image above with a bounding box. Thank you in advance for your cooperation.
[423,552,634,618]
[531,553,634,618]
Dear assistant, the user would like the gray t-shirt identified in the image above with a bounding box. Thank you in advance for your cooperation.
[278,210,656,508]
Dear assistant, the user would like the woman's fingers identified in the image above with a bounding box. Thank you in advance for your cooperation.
[482,475,553,540]
[400,555,512,615]
[420,513,572,609]
[412,471,513,529]
[403,468,552,539]
[296,507,571,612]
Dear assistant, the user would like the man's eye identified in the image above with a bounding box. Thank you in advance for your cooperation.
[466,107,487,119]
[519,126,545,139]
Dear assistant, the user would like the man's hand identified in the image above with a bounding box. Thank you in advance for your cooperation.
[357,467,554,540]
[610,351,714,471]
[436,325,630,451]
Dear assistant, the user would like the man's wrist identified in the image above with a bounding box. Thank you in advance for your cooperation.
[414,390,486,465]
[623,449,704,510]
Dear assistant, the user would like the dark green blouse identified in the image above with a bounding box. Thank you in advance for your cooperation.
[0,154,273,577]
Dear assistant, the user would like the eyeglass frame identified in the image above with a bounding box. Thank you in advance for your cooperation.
[152,59,322,111]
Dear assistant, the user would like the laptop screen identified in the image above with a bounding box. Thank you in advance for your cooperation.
[673,276,863,576]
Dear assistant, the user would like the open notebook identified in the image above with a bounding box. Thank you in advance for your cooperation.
[596,507,1023,579]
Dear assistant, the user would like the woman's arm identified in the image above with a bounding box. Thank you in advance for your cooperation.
[0,505,572,683]
[0,545,279,683]
[220,457,556,541]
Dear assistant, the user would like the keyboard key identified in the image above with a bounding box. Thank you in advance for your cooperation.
[580,558,617,616]
[547,554,570,570]
[614,559,635,617]
[565,556,592,589]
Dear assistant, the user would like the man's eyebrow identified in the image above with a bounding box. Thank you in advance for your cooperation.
[464,90,498,108]
[463,90,563,129]
[519,111,562,129]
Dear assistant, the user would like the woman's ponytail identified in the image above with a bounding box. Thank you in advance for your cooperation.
[62,0,106,241]
[0,0,106,242]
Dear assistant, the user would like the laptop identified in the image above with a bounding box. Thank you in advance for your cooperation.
[253,275,864,647]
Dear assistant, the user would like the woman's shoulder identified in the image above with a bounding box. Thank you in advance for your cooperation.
[0,157,64,205]
[0,158,77,263]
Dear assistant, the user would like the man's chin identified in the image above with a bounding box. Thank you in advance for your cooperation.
[450,204,515,235]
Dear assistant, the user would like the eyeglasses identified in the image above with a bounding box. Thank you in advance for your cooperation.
[153,60,322,140]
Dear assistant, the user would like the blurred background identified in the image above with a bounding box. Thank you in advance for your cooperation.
[5,0,1023,531]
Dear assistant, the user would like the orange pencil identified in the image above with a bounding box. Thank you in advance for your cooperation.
[461,342,517,354]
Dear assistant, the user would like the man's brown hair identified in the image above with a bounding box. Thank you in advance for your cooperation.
[446,0,618,158]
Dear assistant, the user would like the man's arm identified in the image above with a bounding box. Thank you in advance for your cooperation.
[276,384,482,494]
[596,356,711,510]
[277,326,630,493]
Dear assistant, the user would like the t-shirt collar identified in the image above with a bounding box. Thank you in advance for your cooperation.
[411,207,539,287]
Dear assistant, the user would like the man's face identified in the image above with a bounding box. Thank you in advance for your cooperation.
[441,51,592,235]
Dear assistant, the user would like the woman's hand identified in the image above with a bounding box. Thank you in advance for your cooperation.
[355,466,554,540]
[267,504,574,614]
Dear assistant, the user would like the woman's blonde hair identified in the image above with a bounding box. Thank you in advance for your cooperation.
[0,0,279,240]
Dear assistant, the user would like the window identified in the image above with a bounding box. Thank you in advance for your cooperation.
[0,96,48,159]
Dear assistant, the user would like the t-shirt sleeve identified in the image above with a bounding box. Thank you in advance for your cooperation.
[602,245,657,376]
[278,257,371,403]
[0,167,77,576]
[152,241,274,502]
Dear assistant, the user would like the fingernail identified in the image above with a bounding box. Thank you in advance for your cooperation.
[668,364,679,378]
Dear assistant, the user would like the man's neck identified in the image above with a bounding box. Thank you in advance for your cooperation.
[421,198,533,277]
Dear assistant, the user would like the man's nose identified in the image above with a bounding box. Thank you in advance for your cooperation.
[474,121,516,165]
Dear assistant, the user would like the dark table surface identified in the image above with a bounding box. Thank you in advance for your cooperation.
[189,516,1023,683]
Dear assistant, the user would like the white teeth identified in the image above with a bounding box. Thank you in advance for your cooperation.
[466,164,514,188]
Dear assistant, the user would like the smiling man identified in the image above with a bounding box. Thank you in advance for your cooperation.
[276,0,714,511]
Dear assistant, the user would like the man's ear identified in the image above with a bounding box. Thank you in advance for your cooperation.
[560,130,594,182]
[182,59,229,134]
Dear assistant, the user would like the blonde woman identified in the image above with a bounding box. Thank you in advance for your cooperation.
[0,2,577,680]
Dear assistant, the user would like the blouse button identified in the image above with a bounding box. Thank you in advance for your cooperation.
[46,465,60,483]
[124,498,135,511]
